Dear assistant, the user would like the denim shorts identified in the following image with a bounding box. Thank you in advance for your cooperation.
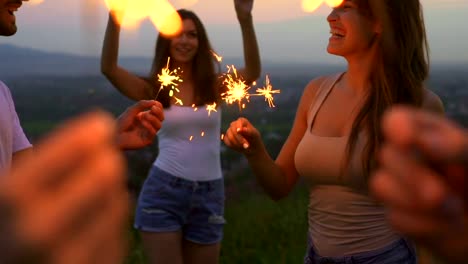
[134,166,226,244]
[304,237,417,264]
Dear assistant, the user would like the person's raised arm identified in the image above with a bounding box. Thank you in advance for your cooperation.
[101,13,154,101]
[233,0,261,85]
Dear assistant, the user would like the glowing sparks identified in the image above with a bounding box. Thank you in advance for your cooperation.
[221,65,251,111]
[158,58,182,87]
[301,0,343,12]
[251,75,281,107]
[220,65,280,111]
[104,0,182,36]
[211,50,223,62]
[155,57,183,105]
[174,98,183,105]
[201,131,205,137]
[220,134,225,140]
[189,136,193,141]
[206,103,218,116]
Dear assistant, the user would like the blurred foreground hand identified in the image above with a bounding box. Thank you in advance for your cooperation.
[0,111,129,264]
[371,106,467,263]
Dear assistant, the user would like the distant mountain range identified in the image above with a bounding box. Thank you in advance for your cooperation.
[0,44,151,78]
[1,44,466,79]
[0,44,347,78]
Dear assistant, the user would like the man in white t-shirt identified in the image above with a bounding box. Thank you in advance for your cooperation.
[0,0,165,262]
[0,81,32,174]
[0,0,33,174]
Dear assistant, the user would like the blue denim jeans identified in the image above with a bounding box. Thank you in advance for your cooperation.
[134,166,225,244]
[304,237,417,264]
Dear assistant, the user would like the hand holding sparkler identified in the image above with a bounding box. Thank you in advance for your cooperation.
[370,106,468,263]
[223,117,264,156]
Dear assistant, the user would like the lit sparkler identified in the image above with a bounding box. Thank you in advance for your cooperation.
[221,65,251,111]
[251,75,281,107]
[155,57,183,104]
[220,65,281,111]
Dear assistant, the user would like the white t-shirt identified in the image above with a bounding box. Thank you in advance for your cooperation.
[154,105,222,181]
[0,81,32,174]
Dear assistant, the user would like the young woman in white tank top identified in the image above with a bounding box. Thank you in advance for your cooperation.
[101,1,261,263]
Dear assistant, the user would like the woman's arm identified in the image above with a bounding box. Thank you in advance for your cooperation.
[224,78,322,200]
[101,13,154,101]
[233,0,261,85]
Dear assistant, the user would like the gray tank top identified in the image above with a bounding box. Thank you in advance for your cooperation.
[294,73,399,256]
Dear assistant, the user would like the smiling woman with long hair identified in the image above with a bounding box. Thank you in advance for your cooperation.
[101,1,261,263]
[223,0,444,263]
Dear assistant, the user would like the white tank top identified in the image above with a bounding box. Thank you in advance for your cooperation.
[154,105,223,181]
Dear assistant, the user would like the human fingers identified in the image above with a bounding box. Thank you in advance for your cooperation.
[223,120,246,151]
[149,103,164,122]
[386,207,464,241]
[378,143,447,209]
[383,107,467,164]
[124,100,157,119]
[16,146,126,250]
[370,169,415,210]
[140,111,163,134]
[4,111,117,204]
[235,118,261,150]
[51,190,129,264]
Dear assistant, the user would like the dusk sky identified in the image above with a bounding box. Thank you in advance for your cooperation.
[1,0,467,64]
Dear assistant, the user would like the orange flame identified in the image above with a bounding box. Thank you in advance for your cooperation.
[302,0,343,12]
[28,0,45,5]
[104,0,182,36]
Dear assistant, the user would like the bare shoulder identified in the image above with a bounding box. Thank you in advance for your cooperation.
[421,88,444,115]
[300,75,332,104]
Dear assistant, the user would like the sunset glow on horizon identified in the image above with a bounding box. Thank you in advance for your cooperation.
[7,0,467,64]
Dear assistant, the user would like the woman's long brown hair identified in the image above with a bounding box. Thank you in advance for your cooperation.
[148,9,221,108]
[345,0,429,178]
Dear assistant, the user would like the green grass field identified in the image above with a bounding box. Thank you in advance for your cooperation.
[123,174,444,264]
[124,175,310,264]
